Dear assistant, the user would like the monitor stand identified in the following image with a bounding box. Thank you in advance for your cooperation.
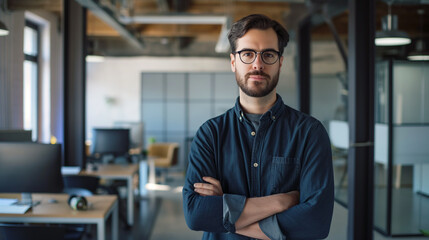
[13,193,40,207]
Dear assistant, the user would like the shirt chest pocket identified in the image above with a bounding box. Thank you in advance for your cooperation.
[270,157,300,193]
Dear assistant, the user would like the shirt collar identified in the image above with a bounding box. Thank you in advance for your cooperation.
[234,94,285,122]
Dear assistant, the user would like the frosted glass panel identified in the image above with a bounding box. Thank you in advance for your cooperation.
[166,73,186,99]
[167,102,186,132]
[142,74,164,99]
[189,103,212,132]
[189,73,211,100]
[142,102,164,131]
[393,62,429,124]
[311,75,344,122]
[214,73,238,100]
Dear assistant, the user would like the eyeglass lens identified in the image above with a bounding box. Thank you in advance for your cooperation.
[239,50,279,64]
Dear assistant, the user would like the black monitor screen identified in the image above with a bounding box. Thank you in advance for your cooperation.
[0,130,32,142]
[91,128,130,155]
[0,143,63,194]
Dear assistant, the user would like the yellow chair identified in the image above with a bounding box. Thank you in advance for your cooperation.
[147,143,179,182]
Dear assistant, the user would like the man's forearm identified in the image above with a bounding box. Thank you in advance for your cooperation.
[235,191,299,230]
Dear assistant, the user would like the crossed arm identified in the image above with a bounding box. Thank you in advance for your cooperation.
[194,176,300,239]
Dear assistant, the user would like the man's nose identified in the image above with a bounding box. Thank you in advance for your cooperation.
[252,54,264,70]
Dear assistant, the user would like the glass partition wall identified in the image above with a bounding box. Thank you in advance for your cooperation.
[309,5,429,236]
[310,19,349,206]
[374,60,429,236]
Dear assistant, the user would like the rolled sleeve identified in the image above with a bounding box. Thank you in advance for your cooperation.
[259,215,286,240]
[222,193,246,233]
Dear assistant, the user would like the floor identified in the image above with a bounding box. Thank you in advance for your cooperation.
[92,171,428,240]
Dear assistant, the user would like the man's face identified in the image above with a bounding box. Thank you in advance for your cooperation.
[230,28,283,98]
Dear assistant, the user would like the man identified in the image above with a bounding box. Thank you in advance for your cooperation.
[183,14,334,240]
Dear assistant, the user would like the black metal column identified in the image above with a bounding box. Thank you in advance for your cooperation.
[297,17,311,114]
[347,0,375,239]
[385,59,394,235]
[63,0,86,167]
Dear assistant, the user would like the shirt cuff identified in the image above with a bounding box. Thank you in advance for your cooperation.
[222,194,246,233]
[259,215,286,240]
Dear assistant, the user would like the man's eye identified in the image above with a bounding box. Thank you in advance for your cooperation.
[264,52,275,58]
[242,52,254,57]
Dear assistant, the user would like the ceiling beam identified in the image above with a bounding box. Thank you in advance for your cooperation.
[74,0,144,50]
[6,0,62,12]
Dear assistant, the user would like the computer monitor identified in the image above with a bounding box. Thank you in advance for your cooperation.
[0,143,63,205]
[91,128,130,157]
[0,129,32,142]
[113,121,143,149]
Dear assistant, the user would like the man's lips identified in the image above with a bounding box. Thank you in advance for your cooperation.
[247,75,267,81]
[245,71,270,82]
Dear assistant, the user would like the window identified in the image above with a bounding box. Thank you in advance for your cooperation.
[23,20,39,141]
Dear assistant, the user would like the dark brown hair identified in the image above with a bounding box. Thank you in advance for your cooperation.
[228,14,289,55]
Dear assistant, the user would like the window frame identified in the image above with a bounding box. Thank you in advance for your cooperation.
[23,20,40,141]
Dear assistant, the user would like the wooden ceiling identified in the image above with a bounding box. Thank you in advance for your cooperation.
[6,0,429,57]
[86,1,292,39]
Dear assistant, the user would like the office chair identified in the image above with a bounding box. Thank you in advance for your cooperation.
[63,175,101,194]
[148,142,179,182]
[0,223,65,240]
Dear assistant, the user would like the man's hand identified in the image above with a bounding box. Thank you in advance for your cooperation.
[193,176,223,196]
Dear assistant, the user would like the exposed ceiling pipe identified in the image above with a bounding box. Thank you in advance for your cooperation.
[74,0,144,50]
[118,14,228,25]
[119,14,232,53]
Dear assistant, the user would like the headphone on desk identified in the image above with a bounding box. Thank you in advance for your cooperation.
[68,195,88,211]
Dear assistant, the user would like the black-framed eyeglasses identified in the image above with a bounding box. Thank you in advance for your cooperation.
[232,49,281,65]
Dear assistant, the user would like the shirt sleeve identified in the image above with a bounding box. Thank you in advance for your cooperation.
[182,123,230,233]
[276,121,335,239]
[259,215,286,240]
[223,194,246,233]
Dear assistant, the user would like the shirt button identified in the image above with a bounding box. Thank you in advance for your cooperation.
[253,163,258,167]
[251,131,256,136]
[272,116,276,120]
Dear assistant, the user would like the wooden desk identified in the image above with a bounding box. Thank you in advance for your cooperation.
[80,163,139,226]
[0,194,118,240]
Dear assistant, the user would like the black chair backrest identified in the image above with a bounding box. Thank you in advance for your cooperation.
[0,224,65,240]
[63,175,100,194]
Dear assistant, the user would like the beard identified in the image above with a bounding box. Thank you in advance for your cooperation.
[235,69,279,97]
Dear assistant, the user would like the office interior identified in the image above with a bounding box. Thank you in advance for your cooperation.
[0,0,428,239]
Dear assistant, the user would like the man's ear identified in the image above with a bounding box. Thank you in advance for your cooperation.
[279,55,284,69]
[230,53,236,72]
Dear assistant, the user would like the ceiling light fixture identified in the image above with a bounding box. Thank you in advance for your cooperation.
[86,54,105,63]
[0,0,10,36]
[0,20,9,36]
[375,2,411,46]
[86,40,105,63]
[408,10,429,61]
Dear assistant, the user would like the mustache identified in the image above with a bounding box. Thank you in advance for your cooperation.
[245,70,270,79]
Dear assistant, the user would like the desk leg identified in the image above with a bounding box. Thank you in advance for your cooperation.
[112,201,119,240]
[97,219,105,240]
[149,158,156,184]
[127,175,134,226]
[140,161,148,196]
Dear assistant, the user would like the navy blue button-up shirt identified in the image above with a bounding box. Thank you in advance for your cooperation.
[183,95,334,240]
